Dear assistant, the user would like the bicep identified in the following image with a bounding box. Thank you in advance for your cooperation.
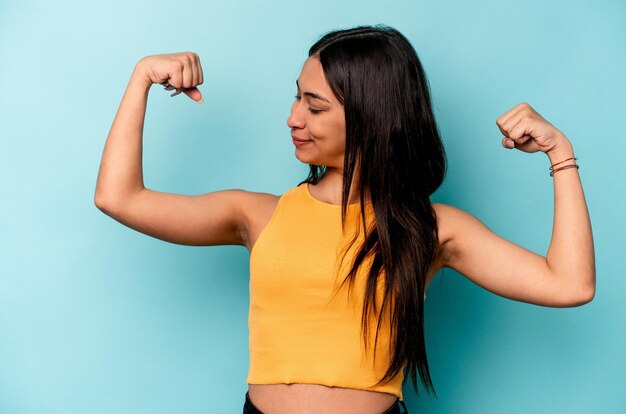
[438,203,573,307]
[97,188,249,246]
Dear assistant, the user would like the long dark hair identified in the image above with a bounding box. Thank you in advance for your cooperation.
[298,25,446,397]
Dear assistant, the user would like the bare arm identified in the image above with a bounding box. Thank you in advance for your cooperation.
[94,52,252,247]
[544,138,595,301]
[440,103,595,307]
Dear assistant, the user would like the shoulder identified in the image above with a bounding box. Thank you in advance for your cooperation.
[237,184,306,231]
[431,202,455,250]
[206,189,280,221]
[238,190,282,248]
[239,190,281,220]
[430,202,488,267]
[415,202,465,288]
[432,202,486,232]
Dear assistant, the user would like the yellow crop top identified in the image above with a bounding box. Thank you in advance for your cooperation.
[247,182,426,401]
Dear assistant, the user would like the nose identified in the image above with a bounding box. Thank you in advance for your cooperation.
[287,102,305,129]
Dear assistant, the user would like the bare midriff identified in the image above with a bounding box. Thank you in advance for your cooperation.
[247,383,398,414]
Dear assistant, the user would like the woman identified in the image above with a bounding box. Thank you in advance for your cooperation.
[94,25,595,414]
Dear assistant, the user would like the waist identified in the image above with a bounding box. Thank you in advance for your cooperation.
[247,292,404,399]
[247,383,399,414]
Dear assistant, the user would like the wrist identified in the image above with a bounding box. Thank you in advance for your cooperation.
[546,133,575,164]
[131,59,154,89]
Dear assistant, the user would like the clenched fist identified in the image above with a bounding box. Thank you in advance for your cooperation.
[136,52,204,103]
[496,102,570,155]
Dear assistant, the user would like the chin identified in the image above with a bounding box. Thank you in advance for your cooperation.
[294,152,338,170]
[294,151,316,165]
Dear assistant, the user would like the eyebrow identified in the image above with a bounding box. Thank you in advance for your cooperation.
[296,80,330,103]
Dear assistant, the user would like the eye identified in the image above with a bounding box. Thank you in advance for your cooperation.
[294,94,323,114]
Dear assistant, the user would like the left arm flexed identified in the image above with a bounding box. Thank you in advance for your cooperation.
[440,103,595,307]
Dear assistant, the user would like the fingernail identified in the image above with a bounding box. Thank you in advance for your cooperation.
[198,98,204,104]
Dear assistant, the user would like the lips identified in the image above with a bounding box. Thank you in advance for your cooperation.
[291,135,311,142]
[291,134,312,148]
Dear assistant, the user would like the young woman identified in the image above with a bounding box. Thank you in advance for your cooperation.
[94,25,595,414]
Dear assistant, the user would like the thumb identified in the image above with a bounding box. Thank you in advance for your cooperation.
[502,137,515,149]
[183,87,204,103]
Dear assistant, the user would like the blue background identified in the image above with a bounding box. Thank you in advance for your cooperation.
[1,0,624,412]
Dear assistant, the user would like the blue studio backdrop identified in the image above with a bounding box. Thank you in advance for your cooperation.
[1,0,624,413]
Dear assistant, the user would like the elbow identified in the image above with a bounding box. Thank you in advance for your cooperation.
[94,185,141,216]
[569,289,594,307]
[94,181,111,211]
[94,191,112,213]
[564,280,596,307]
[94,191,124,217]
[579,285,596,305]
[94,192,106,210]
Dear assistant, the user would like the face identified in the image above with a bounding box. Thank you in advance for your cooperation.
[287,57,346,168]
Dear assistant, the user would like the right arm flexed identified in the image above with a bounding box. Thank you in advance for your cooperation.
[94,52,251,247]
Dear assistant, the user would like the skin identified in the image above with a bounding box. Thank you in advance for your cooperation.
[287,57,365,205]
[95,52,596,414]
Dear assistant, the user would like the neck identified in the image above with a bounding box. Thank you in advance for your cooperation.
[315,167,369,205]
